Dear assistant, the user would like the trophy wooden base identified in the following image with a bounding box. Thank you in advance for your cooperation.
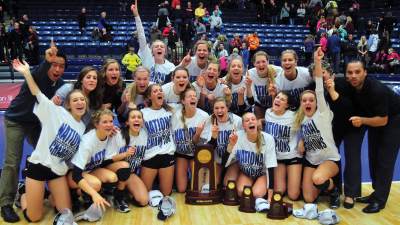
[267,202,293,220]
[185,190,222,205]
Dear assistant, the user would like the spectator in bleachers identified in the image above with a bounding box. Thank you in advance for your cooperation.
[0,5,4,23]
[345,16,354,34]
[289,3,297,26]
[150,25,162,44]
[181,22,195,54]
[167,28,179,62]
[269,0,279,24]
[127,31,139,53]
[162,22,173,42]
[387,48,400,74]
[26,26,39,65]
[171,0,181,9]
[122,46,142,79]
[256,0,266,24]
[357,35,369,65]
[229,34,242,54]
[247,32,260,63]
[171,4,184,38]
[201,9,210,30]
[210,9,223,38]
[377,15,385,37]
[370,48,389,73]
[325,0,338,17]
[195,2,206,19]
[18,14,30,42]
[280,1,290,25]
[194,19,206,40]
[320,32,328,53]
[308,0,323,10]
[184,1,194,24]
[98,11,113,42]
[77,7,87,34]
[327,30,341,73]
[297,2,306,25]
[366,19,375,37]
[304,34,315,66]
[119,0,128,12]
[240,42,250,70]
[342,33,358,71]
[0,23,7,63]
[383,11,397,37]
[367,30,379,63]
[157,2,170,30]
[8,22,23,60]
[316,15,326,32]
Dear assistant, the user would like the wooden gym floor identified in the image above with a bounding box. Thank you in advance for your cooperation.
[0,183,399,225]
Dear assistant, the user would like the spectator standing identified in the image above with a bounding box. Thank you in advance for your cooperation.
[269,0,279,24]
[289,3,297,25]
[280,1,290,25]
[77,7,87,34]
[357,35,369,65]
[327,30,341,73]
[194,19,206,40]
[122,46,142,79]
[195,2,206,19]
[304,34,315,66]
[342,33,358,70]
[8,22,23,60]
[345,16,354,34]
[18,14,30,42]
[320,32,328,53]
[149,25,162,43]
[0,5,4,23]
[367,31,379,62]
[297,2,306,25]
[184,1,194,24]
[0,23,7,63]
[181,22,195,54]
[240,42,250,70]
[256,0,266,24]
[26,26,39,65]
[157,2,170,30]
[127,30,139,53]
[171,0,181,9]
[210,9,223,38]
[229,34,242,53]
[171,4,184,38]
[98,11,112,42]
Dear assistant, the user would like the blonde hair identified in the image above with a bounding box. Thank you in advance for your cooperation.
[242,112,264,154]
[280,49,298,62]
[293,90,316,131]
[225,56,244,88]
[91,108,114,128]
[129,66,150,103]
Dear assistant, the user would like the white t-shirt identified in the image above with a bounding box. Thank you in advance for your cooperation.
[172,108,209,156]
[187,56,207,82]
[29,92,85,176]
[275,66,313,107]
[162,82,180,104]
[248,66,281,108]
[136,16,175,84]
[192,81,228,113]
[141,107,175,160]
[301,77,340,165]
[109,129,148,172]
[202,113,243,163]
[71,129,114,171]
[226,130,277,178]
[264,108,302,160]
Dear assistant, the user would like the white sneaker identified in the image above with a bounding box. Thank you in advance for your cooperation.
[114,198,130,213]
[293,203,318,220]
[53,208,77,225]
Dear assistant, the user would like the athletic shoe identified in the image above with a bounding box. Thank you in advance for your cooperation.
[318,209,340,224]
[14,182,25,209]
[74,203,103,222]
[53,208,77,225]
[1,205,20,223]
[114,198,130,213]
[255,198,270,212]
[293,203,318,220]
[329,187,340,209]
[148,190,163,207]
[157,196,176,221]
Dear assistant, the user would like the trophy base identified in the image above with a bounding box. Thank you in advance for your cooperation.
[185,191,222,205]
[238,206,256,213]
[223,200,240,206]
[267,214,288,220]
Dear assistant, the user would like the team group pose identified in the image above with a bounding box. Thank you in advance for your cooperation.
[1,1,400,224]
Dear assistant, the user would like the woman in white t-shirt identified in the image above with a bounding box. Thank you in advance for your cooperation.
[224,56,252,116]
[12,59,87,222]
[275,49,313,109]
[140,84,175,196]
[162,67,191,104]
[193,62,232,114]
[118,66,151,123]
[111,109,149,206]
[53,66,103,127]
[69,109,133,213]
[179,40,210,82]
[246,51,281,119]
[264,91,303,200]
[225,112,277,199]
[131,2,175,84]
[172,88,209,192]
[203,98,242,186]
[293,48,340,203]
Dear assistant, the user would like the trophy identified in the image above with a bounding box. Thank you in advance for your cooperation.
[185,144,222,205]
[223,180,239,205]
[267,192,293,219]
[239,186,255,213]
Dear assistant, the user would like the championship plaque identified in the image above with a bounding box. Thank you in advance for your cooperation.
[239,186,256,213]
[185,144,222,205]
[267,192,292,219]
[223,180,239,205]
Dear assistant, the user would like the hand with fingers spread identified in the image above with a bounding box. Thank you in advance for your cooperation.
[130,0,139,17]
[211,117,219,139]
[92,192,110,211]
[12,59,30,75]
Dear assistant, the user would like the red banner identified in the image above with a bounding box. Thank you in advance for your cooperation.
[0,83,22,110]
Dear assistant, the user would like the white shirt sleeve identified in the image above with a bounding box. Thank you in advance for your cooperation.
[135,16,154,69]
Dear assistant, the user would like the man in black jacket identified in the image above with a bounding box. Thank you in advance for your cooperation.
[0,46,66,223]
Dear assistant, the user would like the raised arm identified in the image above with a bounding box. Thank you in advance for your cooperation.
[131,1,147,51]
[313,47,329,113]
[12,59,39,96]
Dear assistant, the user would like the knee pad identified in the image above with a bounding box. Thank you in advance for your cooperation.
[313,179,330,191]
[116,168,131,182]
[23,209,33,223]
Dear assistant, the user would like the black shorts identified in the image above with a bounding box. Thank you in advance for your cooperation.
[175,152,194,160]
[303,159,340,169]
[277,157,303,166]
[142,154,175,169]
[25,162,61,181]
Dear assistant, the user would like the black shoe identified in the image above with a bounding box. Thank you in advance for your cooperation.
[1,205,20,223]
[355,195,372,204]
[329,187,340,209]
[343,197,354,209]
[14,182,25,209]
[362,202,384,214]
